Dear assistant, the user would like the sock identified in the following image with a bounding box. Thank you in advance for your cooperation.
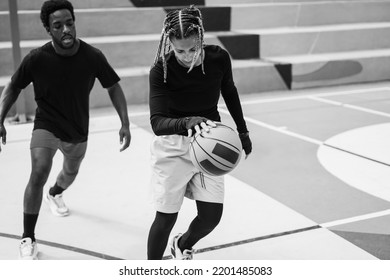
[49,183,65,196]
[22,213,39,242]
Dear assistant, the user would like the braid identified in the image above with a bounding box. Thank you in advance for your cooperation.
[152,5,206,83]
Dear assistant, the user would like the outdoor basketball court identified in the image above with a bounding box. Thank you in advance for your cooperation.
[0,81,389,261]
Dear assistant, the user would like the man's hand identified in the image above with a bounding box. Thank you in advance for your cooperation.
[0,123,7,153]
[119,125,131,152]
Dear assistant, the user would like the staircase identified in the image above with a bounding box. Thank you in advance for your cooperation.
[1,0,390,114]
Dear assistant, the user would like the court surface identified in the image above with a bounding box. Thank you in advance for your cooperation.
[0,81,389,260]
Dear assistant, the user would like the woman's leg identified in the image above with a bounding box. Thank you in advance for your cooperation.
[179,201,223,251]
[147,211,178,260]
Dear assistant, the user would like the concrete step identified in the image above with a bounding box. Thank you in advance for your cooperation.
[3,0,389,10]
[7,49,389,107]
[2,49,389,108]
[2,20,389,76]
[266,49,390,89]
[0,0,134,11]
[231,1,390,29]
[0,32,259,76]
[0,34,160,76]
[0,58,289,108]
[2,2,390,41]
[0,7,166,41]
[88,59,290,108]
[237,22,390,57]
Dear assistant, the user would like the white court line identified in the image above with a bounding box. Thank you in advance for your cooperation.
[219,108,323,145]
[321,209,390,228]
[308,96,390,118]
[239,87,390,106]
[219,87,390,146]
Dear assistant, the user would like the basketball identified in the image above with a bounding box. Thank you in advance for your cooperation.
[189,123,243,176]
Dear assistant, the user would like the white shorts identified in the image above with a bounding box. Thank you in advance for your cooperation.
[150,134,224,213]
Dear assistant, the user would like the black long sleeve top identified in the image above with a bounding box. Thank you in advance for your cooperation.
[149,45,248,136]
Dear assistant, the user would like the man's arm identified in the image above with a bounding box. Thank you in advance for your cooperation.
[0,80,22,152]
[107,82,131,152]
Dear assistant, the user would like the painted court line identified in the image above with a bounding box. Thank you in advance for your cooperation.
[5,111,149,144]
[239,87,390,106]
[324,143,390,167]
[195,225,321,255]
[165,208,390,259]
[0,232,122,260]
[219,108,322,145]
[320,209,390,228]
[221,108,387,167]
[3,208,389,260]
[308,96,390,118]
[192,208,390,257]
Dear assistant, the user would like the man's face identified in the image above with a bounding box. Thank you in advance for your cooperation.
[48,9,76,50]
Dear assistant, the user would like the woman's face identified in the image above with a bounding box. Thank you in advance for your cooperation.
[170,35,201,69]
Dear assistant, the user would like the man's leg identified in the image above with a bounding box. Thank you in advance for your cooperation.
[45,141,87,216]
[20,147,56,259]
[23,147,56,232]
[54,153,84,192]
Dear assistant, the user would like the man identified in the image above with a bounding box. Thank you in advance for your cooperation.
[0,0,131,260]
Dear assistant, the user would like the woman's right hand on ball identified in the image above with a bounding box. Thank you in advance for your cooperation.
[184,116,216,137]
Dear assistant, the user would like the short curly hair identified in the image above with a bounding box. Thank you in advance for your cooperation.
[40,0,75,32]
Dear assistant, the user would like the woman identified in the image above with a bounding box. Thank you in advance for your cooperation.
[147,5,252,260]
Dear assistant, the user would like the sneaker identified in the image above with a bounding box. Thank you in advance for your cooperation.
[19,238,38,260]
[44,192,69,216]
[170,233,194,260]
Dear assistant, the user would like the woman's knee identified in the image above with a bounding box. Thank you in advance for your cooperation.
[197,201,223,228]
[154,212,178,231]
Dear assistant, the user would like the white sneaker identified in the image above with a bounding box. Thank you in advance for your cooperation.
[44,192,69,216]
[170,233,194,260]
[19,238,38,260]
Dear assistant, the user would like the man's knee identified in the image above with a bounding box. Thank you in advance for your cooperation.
[62,168,79,178]
[28,167,50,188]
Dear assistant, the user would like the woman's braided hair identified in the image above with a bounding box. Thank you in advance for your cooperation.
[153,5,205,82]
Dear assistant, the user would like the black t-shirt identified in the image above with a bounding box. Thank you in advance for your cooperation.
[12,40,120,143]
[149,45,248,136]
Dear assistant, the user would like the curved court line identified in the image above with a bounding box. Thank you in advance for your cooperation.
[324,143,390,167]
[0,232,122,260]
